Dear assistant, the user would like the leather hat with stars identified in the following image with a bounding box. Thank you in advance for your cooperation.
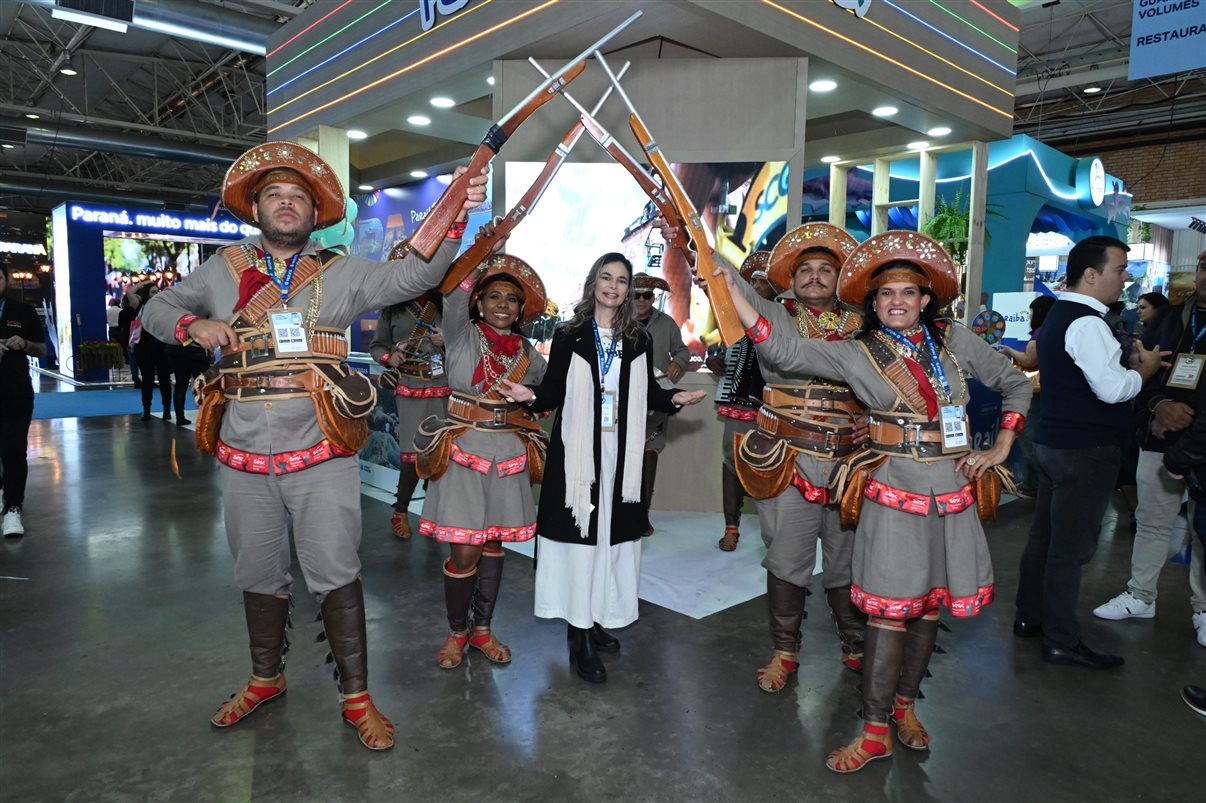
[222,141,346,229]
[739,251,771,284]
[471,254,547,326]
[768,223,858,293]
[632,272,671,293]
[838,230,960,307]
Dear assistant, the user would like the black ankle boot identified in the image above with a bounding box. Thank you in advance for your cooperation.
[590,624,620,653]
[567,624,606,683]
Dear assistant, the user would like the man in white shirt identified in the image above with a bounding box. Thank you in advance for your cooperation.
[1015,235,1165,669]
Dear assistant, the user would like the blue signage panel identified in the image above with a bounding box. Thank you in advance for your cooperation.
[1129,0,1206,80]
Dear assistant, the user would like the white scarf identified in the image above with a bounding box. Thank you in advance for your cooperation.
[562,343,649,539]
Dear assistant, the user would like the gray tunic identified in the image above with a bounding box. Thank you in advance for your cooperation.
[417,283,547,544]
[752,317,1033,617]
[640,308,689,453]
[369,300,449,458]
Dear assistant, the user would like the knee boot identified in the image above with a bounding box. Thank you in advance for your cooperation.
[642,451,659,534]
[757,574,806,692]
[321,579,394,751]
[210,592,290,728]
[719,464,745,551]
[825,619,904,774]
[826,585,868,672]
[438,560,477,669]
[391,463,421,538]
[893,614,939,751]
[469,549,511,663]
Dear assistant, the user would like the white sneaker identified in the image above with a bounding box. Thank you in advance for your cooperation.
[2,507,24,538]
[1092,591,1156,620]
[1194,612,1206,648]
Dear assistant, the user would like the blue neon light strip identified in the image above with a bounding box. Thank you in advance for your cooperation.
[269,7,420,97]
[882,0,1014,76]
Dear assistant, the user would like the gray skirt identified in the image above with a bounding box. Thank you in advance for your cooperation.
[394,390,449,458]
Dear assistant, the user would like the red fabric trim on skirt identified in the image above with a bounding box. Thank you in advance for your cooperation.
[717,404,758,422]
[215,438,353,475]
[394,384,452,398]
[399,452,417,463]
[418,519,536,545]
[863,478,976,517]
[449,443,528,477]
[851,582,995,619]
[791,470,829,505]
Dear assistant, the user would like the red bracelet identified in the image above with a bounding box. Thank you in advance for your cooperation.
[175,314,200,344]
[999,411,1025,433]
[378,353,392,367]
[746,316,771,344]
[446,220,467,240]
[459,275,476,293]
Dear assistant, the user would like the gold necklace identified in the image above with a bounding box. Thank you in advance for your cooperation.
[795,304,849,338]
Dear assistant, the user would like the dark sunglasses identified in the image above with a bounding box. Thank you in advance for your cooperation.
[633,291,655,300]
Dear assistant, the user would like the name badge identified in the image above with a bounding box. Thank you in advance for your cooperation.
[430,353,445,377]
[600,390,617,432]
[270,310,308,354]
[1167,353,1204,390]
[940,404,969,452]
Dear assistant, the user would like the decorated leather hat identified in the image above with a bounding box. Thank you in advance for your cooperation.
[632,272,670,293]
[739,251,771,283]
[838,230,960,306]
[222,142,346,229]
[768,223,859,293]
[471,254,547,326]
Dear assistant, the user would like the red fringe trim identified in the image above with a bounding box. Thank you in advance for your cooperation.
[418,520,536,545]
[851,582,995,619]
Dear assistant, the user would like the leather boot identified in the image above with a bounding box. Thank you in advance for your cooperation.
[320,579,396,751]
[893,615,939,751]
[642,451,658,535]
[722,463,746,527]
[825,620,904,773]
[567,624,606,683]
[392,464,421,538]
[591,624,620,653]
[469,549,511,663]
[826,585,868,672]
[210,592,290,728]
[757,574,806,692]
[439,560,477,669]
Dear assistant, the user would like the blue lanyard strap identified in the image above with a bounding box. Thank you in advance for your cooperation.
[263,251,303,303]
[593,320,621,381]
[1190,306,1206,348]
[879,325,952,400]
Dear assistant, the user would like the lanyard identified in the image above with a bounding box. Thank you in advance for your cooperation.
[593,320,620,381]
[879,325,952,400]
[1189,306,1206,349]
[0,299,5,321]
[263,252,302,303]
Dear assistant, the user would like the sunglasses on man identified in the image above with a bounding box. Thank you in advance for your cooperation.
[633,291,655,300]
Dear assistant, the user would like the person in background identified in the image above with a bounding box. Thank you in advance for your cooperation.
[1001,294,1055,496]
[106,298,121,343]
[1136,291,1169,330]
[133,284,173,421]
[166,340,210,426]
[117,293,141,388]
[1,266,48,538]
[631,272,689,535]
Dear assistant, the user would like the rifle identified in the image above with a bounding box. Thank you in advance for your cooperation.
[527,57,693,268]
[438,62,630,295]
[404,10,642,260]
[594,50,745,346]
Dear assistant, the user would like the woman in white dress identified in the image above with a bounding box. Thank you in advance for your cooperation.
[502,253,705,683]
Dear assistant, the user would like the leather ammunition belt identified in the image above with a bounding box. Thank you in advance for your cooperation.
[218,326,349,372]
[220,369,323,400]
[762,384,863,418]
[867,414,962,460]
[393,359,442,380]
[756,406,857,458]
[447,391,539,432]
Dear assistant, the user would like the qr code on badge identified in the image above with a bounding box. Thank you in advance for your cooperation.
[289,327,302,339]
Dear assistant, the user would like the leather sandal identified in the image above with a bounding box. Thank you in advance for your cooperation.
[211,673,286,728]
[892,696,930,750]
[718,525,740,552]
[390,511,411,539]
[469,627,512,664]
[825,722,893,774]
[341,692,395,751]
[437,631,469,669]
[756,650,799,693]
[841,650,864,672]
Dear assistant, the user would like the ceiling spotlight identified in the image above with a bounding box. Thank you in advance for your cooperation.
[907,141,930,151]
[25,113,40,120]
[410,170,429,179]
[486,76,495,86]
[430,97,455,108]
[1082,85,1102,94]
[1,144,14,149]
[357,184,374,191]
[871,105,898,117]
[821,155,842,163]
[59,61,78,76]
[927,126,952,137]
[809,79,837,92]
[346,129,368,140]
[407,115,431,126]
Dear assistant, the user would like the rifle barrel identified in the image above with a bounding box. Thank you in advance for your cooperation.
[528,58,630,118]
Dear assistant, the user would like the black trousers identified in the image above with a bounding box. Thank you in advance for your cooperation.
[1016,443,1121,649]
[0,393,34,509]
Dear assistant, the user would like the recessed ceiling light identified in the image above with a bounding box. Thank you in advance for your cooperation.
[809,79,837,92]
[927,126,951,137]
[1,144,14,149]
[410,170,429,179]
[357,184,374,191]
[430,97,455,108]
[486,76,495,86]
[25,113,40,120]
[407,115,431,126]
[346,129,368,140]
[907,141,930,151]
[1082,85,1102,94]
[871,105,898,117]
[821,155,841,163]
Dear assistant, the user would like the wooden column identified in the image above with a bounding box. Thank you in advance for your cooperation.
[871,158,890,235]
[917,150,937,231]
[828,163,847,228]
[964,140,989,324]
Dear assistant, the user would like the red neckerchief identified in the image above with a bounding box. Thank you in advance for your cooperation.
[471,321,522,387]
[233,246,273,312]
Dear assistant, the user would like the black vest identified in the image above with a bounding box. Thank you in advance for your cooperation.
[1035,298,1134,449]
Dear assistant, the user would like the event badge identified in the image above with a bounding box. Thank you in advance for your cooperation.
[430,353,445,377]
[600,390,618,432]
[940,404,969,452]
[270,310,308,354]
[1166,354,1204,390]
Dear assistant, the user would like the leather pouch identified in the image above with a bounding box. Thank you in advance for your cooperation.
[522,430,550,485]
[734,429,796,499]
[976,465,1015,521]
[315,364,376,419]
[192,369,226,456]
[832,451,887,528]
[312,389,369,453]
[414,415,457,481]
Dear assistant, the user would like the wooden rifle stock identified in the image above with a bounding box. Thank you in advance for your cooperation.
[625,113,744,345]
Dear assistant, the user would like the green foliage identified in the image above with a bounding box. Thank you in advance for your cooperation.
[920,188,1001,262]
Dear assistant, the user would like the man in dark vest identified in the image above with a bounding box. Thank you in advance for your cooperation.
[1015,235,1165,669]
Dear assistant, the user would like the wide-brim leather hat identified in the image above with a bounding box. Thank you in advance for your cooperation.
[471,254,547,326]
[838,230,960,307]
[768,223,858,293]
[222,141,345,229]
[739,251,771,283]
[632,272,670,293]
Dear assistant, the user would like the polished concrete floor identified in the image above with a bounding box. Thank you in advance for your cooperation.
[2,414,1203,803]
